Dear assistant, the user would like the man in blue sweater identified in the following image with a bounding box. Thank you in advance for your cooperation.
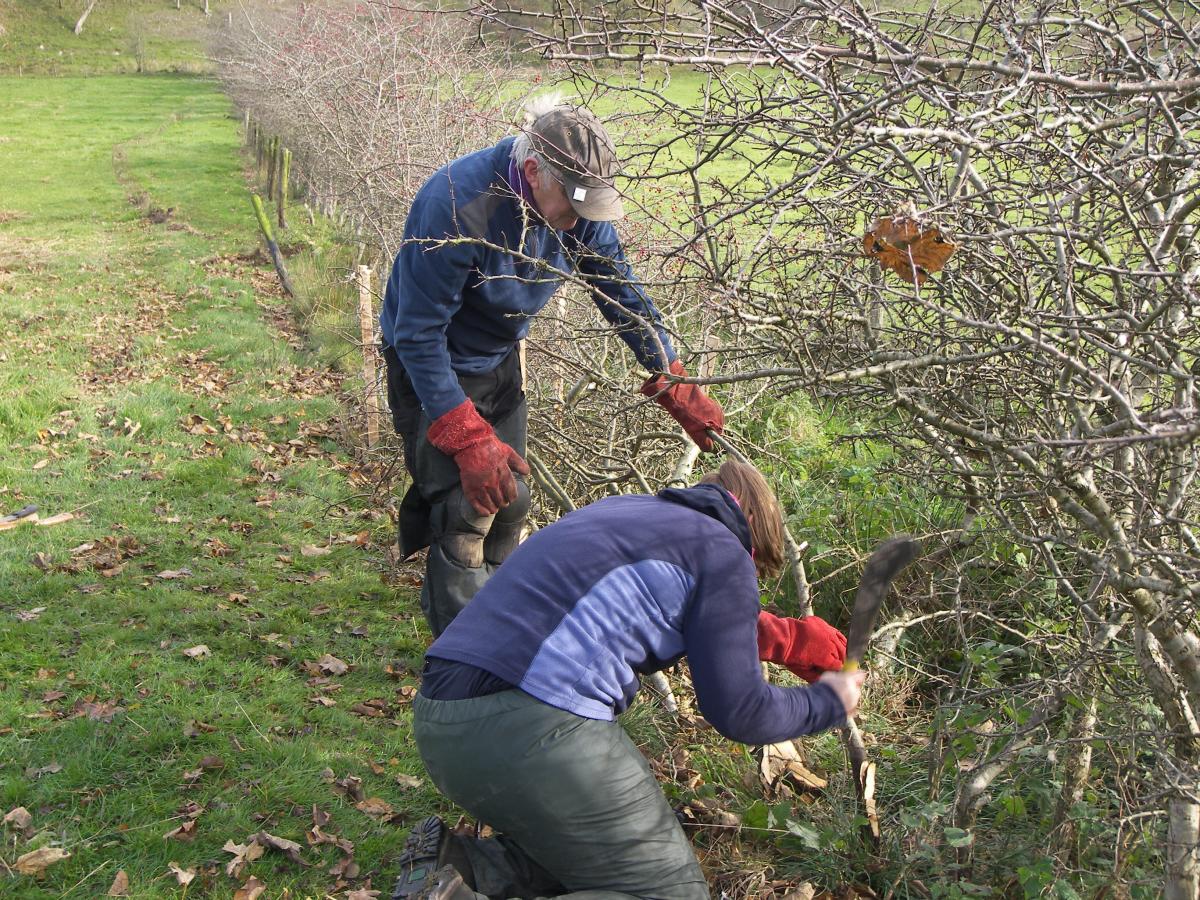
[381,98,725,636]
[391,461,866,899]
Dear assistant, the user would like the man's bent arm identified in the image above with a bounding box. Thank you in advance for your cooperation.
[570,220,677,373]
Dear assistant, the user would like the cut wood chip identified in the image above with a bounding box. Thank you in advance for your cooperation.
[37,512,76,527]
[107,869,131,896]
[16,846,70,875]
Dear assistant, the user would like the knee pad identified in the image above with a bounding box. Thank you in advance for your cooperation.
[484,479,530,566]
[438,492,494,569]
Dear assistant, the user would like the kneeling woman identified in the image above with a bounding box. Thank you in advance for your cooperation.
[399,460,865,900]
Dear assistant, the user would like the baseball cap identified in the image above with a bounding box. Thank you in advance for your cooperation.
[529,106,625,221]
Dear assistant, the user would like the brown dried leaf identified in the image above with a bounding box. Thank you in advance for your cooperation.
[332,774,365,802]
[329,854,360,878]
[253,830,307,865]
[394,773,423,790]
[182,719,217,738]
[182,644,210,659]
[354,797,393,820]
[167,861,196,885]
[156,567,193,580]
[316,653,349,676]
[15,846,70,875]
[300,544,331,557]
[165,819,198,842]
[107,869,131,896]
[3,806,32,832]
[234,876,268,900]
[223,839,266,878]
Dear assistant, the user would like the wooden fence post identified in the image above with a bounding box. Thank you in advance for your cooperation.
[277,148,290,231]
[357,266,381,449]
[266,137,278,199]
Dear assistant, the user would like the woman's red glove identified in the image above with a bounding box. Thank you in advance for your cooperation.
[427,399,530,516]
[641,359,724,452]
[757,611,848,683]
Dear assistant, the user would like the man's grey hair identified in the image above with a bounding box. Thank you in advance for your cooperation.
[510,93,565,170]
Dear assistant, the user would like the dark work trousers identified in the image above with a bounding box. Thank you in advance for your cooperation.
[383,346,529,637]
[413,691,710,900]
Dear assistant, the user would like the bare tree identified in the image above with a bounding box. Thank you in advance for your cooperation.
[463,0,1199,893]
[217,0,1200,891]
[74,0,100,35]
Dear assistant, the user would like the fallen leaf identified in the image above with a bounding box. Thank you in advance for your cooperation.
[157,567,193,580]
[329,854,360,878]
[182,719,217,738]
[355,797,393,820]
[300,544,331,557]
[862,204,956,285]
[223,839,265,878]
[253,830,307,865]
[167,861,196,885]
[16,607,46,622]
[394,774,423,790]
[234,876,268,900]
[15,846,70,875]
[26,762,63,778]
[332,774,364,802]
[350,699,388,718]
[42,690,66,703]
[312,806,331,828]
[32,458,49,470]
[3,806,32,832]
[76,699,123,722]
[197,755,224,770]
[346,890,382,900]
[107,869,131,896]
[315,654,349,676]
[182,645,210,659]
[165,819,198,841]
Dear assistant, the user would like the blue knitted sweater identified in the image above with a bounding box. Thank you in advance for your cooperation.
[426,485,846,745]
[380,137,677,419]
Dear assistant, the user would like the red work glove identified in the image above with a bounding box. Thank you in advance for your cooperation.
[426,399,530,516]
[757,611,847,683]
[640,359,724,452]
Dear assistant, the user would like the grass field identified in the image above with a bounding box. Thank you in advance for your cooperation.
[0,74,451,898]
[0,0,218,74]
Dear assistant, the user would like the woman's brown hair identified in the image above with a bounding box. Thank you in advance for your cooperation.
[699,460,785,579]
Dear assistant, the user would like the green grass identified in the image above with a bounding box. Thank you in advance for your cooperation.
[0,0,219,75]
[0,74,446,897]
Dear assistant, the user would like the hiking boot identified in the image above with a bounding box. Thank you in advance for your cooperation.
[392,816,448,900]
[414,865,475,900]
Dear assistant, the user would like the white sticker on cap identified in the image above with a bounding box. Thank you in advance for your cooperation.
[572,187,588,202]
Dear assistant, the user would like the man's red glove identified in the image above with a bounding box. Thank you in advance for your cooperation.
[757,611,847,683]
[426,399,530,516]
[640,359,724,452]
